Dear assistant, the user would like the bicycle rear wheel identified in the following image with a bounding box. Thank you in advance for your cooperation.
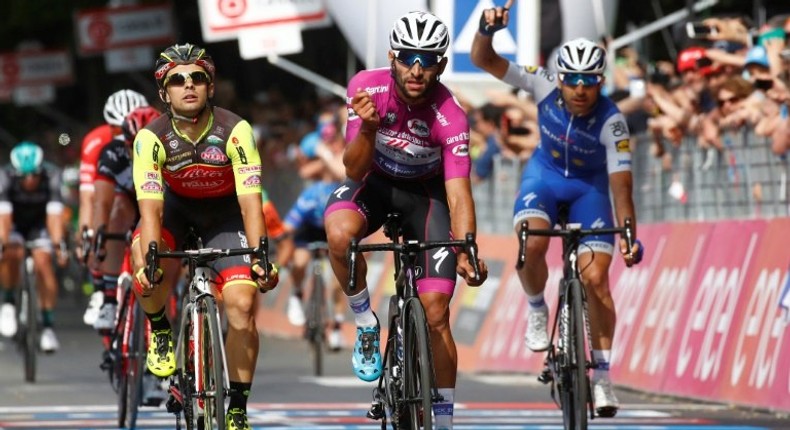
[179,304,197,430]
[559,279,589,430]
[400,299,433,430]
[197,297,226,430]
[19,265,37,383]
[307,268,325,376]
[123,301,146,429]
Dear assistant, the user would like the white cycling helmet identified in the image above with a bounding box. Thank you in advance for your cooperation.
[103,89,149,126]
[556,38,607,74]
[390,11,450,55]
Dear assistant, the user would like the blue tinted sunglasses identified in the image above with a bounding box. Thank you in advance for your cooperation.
[559,73,602,87]
[394,50,442,68]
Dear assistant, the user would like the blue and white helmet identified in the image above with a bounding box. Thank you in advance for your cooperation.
[390,11,450,55]
[10,141,44,175]
[556,38,607,74]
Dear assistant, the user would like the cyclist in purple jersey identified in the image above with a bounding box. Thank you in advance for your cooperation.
[472,1,644,418]
[324,11,488,429]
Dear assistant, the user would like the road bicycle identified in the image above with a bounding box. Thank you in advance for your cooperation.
[146,235,272,430]
[349,213,481,430]
[303,241,331,377]
[517,213,634,430]
[93,226,148,429]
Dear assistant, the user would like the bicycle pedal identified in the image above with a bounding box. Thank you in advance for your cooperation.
[537,368,553,384]
[366,401,385,420]
[165,394,183,414]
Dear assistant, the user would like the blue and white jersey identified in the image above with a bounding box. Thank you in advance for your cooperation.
[284,181,338,230]
[502,63,632,178]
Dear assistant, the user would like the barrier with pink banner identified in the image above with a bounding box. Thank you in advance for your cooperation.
[255,218,790,412]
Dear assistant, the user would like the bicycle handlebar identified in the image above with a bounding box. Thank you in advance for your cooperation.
[93,225,133,262]
[347,233,481,292]
[516,218,635,270]
[145,236,272,288]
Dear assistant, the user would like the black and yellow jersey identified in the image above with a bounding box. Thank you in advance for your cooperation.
[132,107,262,200]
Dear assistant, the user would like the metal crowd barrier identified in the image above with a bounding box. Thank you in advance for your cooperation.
[473,129,790,235]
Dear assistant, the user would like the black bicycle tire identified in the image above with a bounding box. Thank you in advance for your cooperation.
[181,305,196,430]
[125,302,146,429]
[568,279,589,429]
[557,281,574,430]
[115,289,132,427]
[401,299,433,430]
[308,267,325,377]
[22,263,37,383]
[200,298,226,430]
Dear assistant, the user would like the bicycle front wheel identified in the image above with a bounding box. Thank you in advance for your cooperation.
[197,297,226,430]
[560,279,589,430]
[307,269,325,376]
[123,301,146,429]
[401,299,433,430]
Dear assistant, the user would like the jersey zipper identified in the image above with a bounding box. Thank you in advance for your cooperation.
[564,114,574,177]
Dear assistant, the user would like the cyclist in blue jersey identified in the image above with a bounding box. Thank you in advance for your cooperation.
[472,2,643,418]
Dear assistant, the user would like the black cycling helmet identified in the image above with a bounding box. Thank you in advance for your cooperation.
[154,43,215,89]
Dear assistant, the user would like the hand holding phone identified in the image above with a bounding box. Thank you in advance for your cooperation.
[686,22,718,39]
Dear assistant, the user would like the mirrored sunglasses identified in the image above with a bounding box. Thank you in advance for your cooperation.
[394,50,442,68]
[559,73,602,87]
[163,70,211,88]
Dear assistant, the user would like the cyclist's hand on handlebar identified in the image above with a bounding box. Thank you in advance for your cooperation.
[251,262,279,292]
[457,253,488,287]
[135,266,163,296]
[620,238,644,267]
[479,0,514,36]
[351,89,380,133]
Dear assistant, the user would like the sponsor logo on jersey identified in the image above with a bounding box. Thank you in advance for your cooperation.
[618,159,631,166]
[215,126,225,136]
[182,180,225,189]
[140,180,162,192]
[146,172,160,180]
[407,119,430,137]
[134,140,142,156]
[232,136,240,146]
[451,144,469,157]
[206,135,223,145]
[431,103,449,127]
[540,68,555,81]
[383,112,397,126]
[166,159,191,171]
[200,146,228,164]
[524,65,538,74]
[446,131,469,145]
[610,120,627,137]
[364,85,388,95]
[168,140,179,150]
[168,166,226,180]
[243,175,261,187]
[616,139,631,152]
[238,166,261,174]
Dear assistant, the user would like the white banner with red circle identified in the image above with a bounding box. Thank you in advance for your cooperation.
[75,4,175,55]
[198,0,330,42]
[0,50,72,89]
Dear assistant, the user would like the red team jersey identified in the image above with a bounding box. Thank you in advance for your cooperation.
[79,124,117,191]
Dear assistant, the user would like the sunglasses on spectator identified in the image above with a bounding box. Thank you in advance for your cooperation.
[559,73,603,87]
[163,70,212,88]
[717,96,743,107]
[393,50,443,68]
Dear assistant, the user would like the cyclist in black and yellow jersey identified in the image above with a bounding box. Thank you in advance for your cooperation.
[131,43,279,430]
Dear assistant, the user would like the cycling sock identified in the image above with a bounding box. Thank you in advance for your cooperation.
[91,269,105,293]
[348,289,377,327]
[146,307,170,332]
[41,309,54,328]
[3,289,14,304]
[102,275,118,304]
[227,381,251,412]
[433,387,455,429]
[592,349,611,380]
[526,292,546,309]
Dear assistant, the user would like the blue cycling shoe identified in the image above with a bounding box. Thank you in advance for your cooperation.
[351,323,382,382]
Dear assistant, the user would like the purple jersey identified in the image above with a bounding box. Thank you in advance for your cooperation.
[345,68,471,180]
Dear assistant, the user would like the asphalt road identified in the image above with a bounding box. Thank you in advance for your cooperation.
[0,298,787,429]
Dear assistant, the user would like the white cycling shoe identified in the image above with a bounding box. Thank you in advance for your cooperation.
[592,377,620,417]
[524,306,550,352]
[0,303,17,337]
[83,291,103,326]
[287,295,306,326]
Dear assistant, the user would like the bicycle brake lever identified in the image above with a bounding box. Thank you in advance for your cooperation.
[146,241,159,284]
[464,233,480,281]
[348,239,358,292]
[516,221,528,270]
